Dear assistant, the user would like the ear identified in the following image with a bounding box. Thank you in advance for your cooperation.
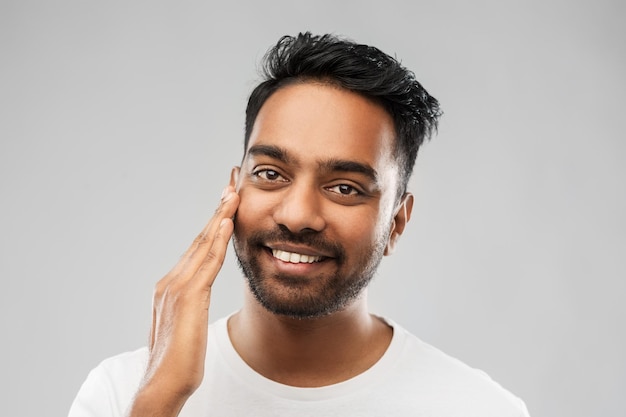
[230,166,241,190]
[384,192,414,256]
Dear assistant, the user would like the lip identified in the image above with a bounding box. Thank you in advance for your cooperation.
[264,243,334,259]
[262,248,331,276]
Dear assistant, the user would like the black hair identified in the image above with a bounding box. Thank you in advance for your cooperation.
[245,32,442,196]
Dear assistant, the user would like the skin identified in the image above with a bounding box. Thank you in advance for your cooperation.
[127,188,240,417]
[127,82,413,416]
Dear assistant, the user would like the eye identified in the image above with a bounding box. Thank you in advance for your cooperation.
[253,168,286,182]
[327,184,360,196]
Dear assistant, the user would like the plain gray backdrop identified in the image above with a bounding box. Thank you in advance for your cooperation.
[1,1,624,416]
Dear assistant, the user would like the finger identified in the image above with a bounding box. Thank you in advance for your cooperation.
[149,300,156,351]
[185,186,238,260]
[201,185,237,236]
[152,186,238,318]
[167,187,239,280]
[177,189,238,278]
[192,217,235,291]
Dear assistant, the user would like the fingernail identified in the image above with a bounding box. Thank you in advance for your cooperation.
[222,189,233,202]
[220,187,229,200]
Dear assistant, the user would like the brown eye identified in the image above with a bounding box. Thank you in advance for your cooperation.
[328,184,360,196]
[254,169,285,182]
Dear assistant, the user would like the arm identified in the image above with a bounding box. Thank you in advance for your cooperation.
[126,185,239,417]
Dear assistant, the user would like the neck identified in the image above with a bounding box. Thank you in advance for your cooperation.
[227,288,393,387]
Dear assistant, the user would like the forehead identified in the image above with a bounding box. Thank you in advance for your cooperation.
[246,82,397,171]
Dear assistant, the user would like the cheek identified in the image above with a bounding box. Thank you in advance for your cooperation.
[234,188,275,229]
[335,210,382,244]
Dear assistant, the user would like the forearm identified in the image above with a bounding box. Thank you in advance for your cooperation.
[126,384,191,417]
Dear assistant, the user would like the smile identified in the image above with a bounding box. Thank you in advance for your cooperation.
[271,249,323,264]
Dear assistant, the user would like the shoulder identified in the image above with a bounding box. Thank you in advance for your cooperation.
[85,346,150,391]
[381,319,530,416]
[95,346,150,377]
[68,347,149,417]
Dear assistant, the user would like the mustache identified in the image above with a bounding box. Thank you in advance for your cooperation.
[246,225,346,260]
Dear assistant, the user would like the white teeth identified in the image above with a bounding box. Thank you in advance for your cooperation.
[272,249,322,264]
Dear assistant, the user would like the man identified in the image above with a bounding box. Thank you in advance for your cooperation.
[70,33,530,416]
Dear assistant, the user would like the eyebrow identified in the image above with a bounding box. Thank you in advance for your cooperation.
[247,144,296,165]
[246,144,379,184]
[318,159,379,184]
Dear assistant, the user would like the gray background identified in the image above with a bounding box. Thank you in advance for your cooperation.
[1,1,624,416]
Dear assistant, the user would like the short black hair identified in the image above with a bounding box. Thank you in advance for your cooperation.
[245,32,442,196]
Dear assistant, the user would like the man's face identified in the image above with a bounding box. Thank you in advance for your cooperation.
[232,82,409,319]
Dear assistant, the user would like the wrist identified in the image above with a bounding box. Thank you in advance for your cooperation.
[127,380,194,417]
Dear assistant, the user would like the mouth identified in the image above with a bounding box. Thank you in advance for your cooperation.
[270,248,325,264]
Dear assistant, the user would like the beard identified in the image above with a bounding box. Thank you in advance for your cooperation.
[233,224,387,319]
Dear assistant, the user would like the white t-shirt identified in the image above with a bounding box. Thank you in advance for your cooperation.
[69,316,530,416]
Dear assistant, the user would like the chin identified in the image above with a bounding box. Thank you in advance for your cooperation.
[243,269,370,320]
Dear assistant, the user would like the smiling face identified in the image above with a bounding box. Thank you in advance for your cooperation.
[232,81,412,319]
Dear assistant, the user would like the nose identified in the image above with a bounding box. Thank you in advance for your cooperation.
[272,181,326,234]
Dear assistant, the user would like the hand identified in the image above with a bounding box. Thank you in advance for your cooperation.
[127,185,239,417]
